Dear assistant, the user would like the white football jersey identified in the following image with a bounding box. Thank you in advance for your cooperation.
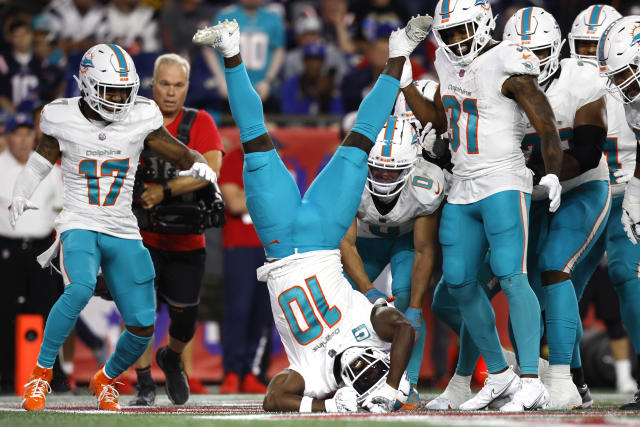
[522,58,608,196]
[435,42,539,204]
[39,96,163,239]
[606,93,637,198]
[394,79,439,121]
[357,159,444,238]
[256,250,389,399]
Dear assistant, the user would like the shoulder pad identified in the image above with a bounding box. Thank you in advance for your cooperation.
[129,97,163,129]
[40,98,77,136]
[498,41,541,78]
[407,159,445,214]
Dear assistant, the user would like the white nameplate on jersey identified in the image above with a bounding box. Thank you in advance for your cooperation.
[352,324,371,342]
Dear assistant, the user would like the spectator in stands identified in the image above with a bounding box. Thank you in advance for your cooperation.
[0,113,63,394]
[319,0,357,54]
[218,145,272,394]
[281,41,343,115]
[129,53,224,407]
[105,0,160,54]
[43,0,108,55]
[31,15,66,106]
[340,24,390,112]
[0,19,43,114]
[160,0,215,60]
[349,0,411,44]
[206,0,285,111]
[283,14,347,90]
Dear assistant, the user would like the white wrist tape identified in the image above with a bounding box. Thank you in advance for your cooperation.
[299,396,313,413]
[324,398,338,413]
[12,151,54,199]
[627,176,640,197]
[423,81,438,103]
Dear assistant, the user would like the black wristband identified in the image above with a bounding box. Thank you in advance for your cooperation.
[163,182,172,200]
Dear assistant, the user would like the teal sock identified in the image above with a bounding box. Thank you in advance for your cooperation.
[37,283,95,368]
[456,323,481,375]
[351,74,399,142]
[501,274,541,374]
[393,291,424,384]
[449,282,507,373]
[225,63,268,143]
[570,317,583,369]
[543,279,578,365]
[615,279,640,354]
[104,330,152,379]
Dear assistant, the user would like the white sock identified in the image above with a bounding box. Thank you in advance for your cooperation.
[451,373,472,387]
[615,359,632,382]
[548,364,571,378]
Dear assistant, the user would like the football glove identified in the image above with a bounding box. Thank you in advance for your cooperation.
[613,168,633,185]
[325,387,358,413]
[622,177,640,244]
[364,287,388,303]
[178,162,218,184]
[362,382,399,414]
[538,174,561,213]
[8,196,38,229]
[404,307,422,333]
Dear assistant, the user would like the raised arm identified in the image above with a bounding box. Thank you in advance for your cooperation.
[401,84,448,135]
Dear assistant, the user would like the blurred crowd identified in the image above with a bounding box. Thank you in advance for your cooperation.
[0,0,637,137]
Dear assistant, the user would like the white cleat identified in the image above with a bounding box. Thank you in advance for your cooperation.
[544,365,582,410]
[459,367,520,411]
[192,19,240,57]
[389,15,434,58]
[500,377,551,412]
[425,374,472,410]
[617,375,638,394]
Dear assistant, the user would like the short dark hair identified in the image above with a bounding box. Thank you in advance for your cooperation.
[9,19,30,34]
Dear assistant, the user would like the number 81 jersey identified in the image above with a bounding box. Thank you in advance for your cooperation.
[39,96,163,239]
[434,42,541,204]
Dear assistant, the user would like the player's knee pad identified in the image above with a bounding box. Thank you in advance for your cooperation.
[168,304,199,343]
[431,280,462,332]
[441,255,467,286]
[608,259,637,286]
[61,283,95,316]
[244,149,277,172]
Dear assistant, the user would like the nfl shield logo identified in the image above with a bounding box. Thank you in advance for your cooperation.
[98,132,106,141]
[459,69,466,77]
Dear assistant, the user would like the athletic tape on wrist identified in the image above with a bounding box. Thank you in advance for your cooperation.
[299,396,313,413]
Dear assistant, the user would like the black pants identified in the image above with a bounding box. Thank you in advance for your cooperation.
[146,246,206,307]
[0,235,63,391]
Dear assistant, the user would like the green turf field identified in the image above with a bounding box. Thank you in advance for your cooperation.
[1,389,639,427]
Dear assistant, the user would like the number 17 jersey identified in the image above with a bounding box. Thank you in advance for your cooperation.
[39,96,163,239]
[435,42,541,204]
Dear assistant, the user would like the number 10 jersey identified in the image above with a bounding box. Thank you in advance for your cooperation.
[39,96,163,239]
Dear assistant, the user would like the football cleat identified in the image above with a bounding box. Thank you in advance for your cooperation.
[192,19,240,58]
[240,374,266,394]
[398,384,421,411]
[22,365,53,411]
[500,377,551,412]
[129,381,156,406]
[189,377,209,394]
[389,15,434,58]
[577,383,593,409]
[89,368,121,411]
[620,389,640,410]
[156,346,190,404]
[459,367,520,410]
[425,374,472,410]
[543,365,581,409]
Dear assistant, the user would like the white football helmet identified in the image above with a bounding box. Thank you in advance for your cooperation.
[568,5,622,61]
[503,7,564,84]
[394,79,439,127]
[432,0,496,66]
[74,43,140,121]
[598,16,640,104]
[367,115,418,200]
[339,346,410,405]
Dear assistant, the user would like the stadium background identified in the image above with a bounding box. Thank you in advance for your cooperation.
[0,0,638,390]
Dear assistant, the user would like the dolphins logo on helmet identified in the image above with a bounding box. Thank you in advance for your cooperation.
[598,16,640,104]
[74,44,140,122]
[503,7,563,84]
[367,115,418,200]
[568,5,622,61]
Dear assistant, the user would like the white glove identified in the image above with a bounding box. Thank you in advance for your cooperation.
[538,174,561,213]
[614,168,633,185]
[178,162,218,184]
[417,122,437,156]
[622,177,640,244]
[325,387,358,413]
[9,196,38,229]
[399,58,413,89]
[362,382,398,414]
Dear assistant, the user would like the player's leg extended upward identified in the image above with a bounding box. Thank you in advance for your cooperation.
[194,18,431,255]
